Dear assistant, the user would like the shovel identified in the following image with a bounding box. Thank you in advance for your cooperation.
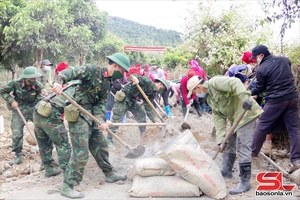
[259,152,300,185]
[16,107,38,145]
[134,81,168,137]
[134,82,165,123]
[113,122,166,126]
[60,92,145,159]
[212,107,248,160]
[181,106,191,129]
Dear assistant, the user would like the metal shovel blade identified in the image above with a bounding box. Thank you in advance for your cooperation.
[181,122,191,129]
[125,144,145,159]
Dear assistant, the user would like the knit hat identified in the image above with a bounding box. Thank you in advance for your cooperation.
[55,62,68,74]
[126,66,143,77]
[187,69,196,80]
[242,51,256,64]
[234,73,248,83]
[144,64,151,72]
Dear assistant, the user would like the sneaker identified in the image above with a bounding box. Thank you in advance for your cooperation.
[61,182,85,199]
[8,154,23,165]
[45,166,61,177]
[105,170,127,183]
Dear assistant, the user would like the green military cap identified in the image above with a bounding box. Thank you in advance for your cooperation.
[155,78,169,90]
[21,66,41,79]
[106,53,130,72]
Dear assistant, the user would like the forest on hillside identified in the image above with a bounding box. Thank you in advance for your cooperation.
[106,16,182,47]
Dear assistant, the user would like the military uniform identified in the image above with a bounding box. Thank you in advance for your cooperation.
[111,75,158,135]
[33,84,75,176]
[203,76,263,194]
[38,68,50,86]
[54,64,123,190]
[0,70,44,162]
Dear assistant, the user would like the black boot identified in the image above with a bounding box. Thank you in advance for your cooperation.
[229,162,251,195]
[220,153,236,178]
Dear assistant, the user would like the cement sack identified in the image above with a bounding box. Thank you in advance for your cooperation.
[127,157,175,180]
[157,130,227,199]
[129,175,202,197]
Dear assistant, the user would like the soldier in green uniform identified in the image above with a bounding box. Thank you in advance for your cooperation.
[38,59,53,86]
[100,70,169,140]
[187,75,263,195]
[52,53,129,199]
[33,82,76,177]
[0,66,45,165]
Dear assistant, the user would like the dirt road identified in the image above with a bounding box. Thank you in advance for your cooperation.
[0,104,299,200]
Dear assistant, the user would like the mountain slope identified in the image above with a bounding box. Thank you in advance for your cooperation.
[106,16,182,47]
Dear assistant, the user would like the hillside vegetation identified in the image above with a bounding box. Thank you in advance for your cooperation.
[106,16,182,47]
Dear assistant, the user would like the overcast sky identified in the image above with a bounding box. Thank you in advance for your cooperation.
[96,0,196,32]
[96,0,299,42]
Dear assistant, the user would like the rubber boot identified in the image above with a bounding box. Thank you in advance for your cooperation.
[105,170,127,183]
[105,111,111,121]
[193,103,202,117]
[61,182,85,199]
[164,105,174,118]
[182,107,187,119]
[220,153,236,178]
[45,165,61,177]
[139,126,146,137]
[229,162,251,195]
[8,153,23,165]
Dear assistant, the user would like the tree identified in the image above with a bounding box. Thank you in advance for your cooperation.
[2,0,71,68]
[182,1,273,75]
[261,0,300,53]
[62,0,107,65]
[0,0,26,78]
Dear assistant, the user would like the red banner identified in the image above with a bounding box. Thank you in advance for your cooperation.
[124,46,166,52]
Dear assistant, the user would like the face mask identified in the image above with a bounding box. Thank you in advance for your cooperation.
[196,92,207,98]
[157,87,164,94]
[256,56,262,65]
[111,70,123,79]
[27,80,37,86]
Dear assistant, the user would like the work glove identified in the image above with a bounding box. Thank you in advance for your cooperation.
[242,99,253,110]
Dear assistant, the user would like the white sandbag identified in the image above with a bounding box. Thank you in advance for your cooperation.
[129,175,202,197]
[157,130,227,199]
[127,157,175,180]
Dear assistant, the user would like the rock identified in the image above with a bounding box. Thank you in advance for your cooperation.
[3,170,13,178]
[30,146,38,154]
[47,189,59,194]
[0,137,7,142]
[31,163,41,173]
[26,134,36,146]
[0,149,5,160]
[290,168,300,185]
[4,162,11,170]
[23,146,31,152]
[0,162,5,175]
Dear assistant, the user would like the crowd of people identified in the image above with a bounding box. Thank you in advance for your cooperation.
[0,44,299,198]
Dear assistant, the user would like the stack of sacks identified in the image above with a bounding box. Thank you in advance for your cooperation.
[157,130,227,199]
[128,157,202,197]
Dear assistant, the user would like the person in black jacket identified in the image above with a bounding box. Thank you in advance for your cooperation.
[250,45,300,172]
